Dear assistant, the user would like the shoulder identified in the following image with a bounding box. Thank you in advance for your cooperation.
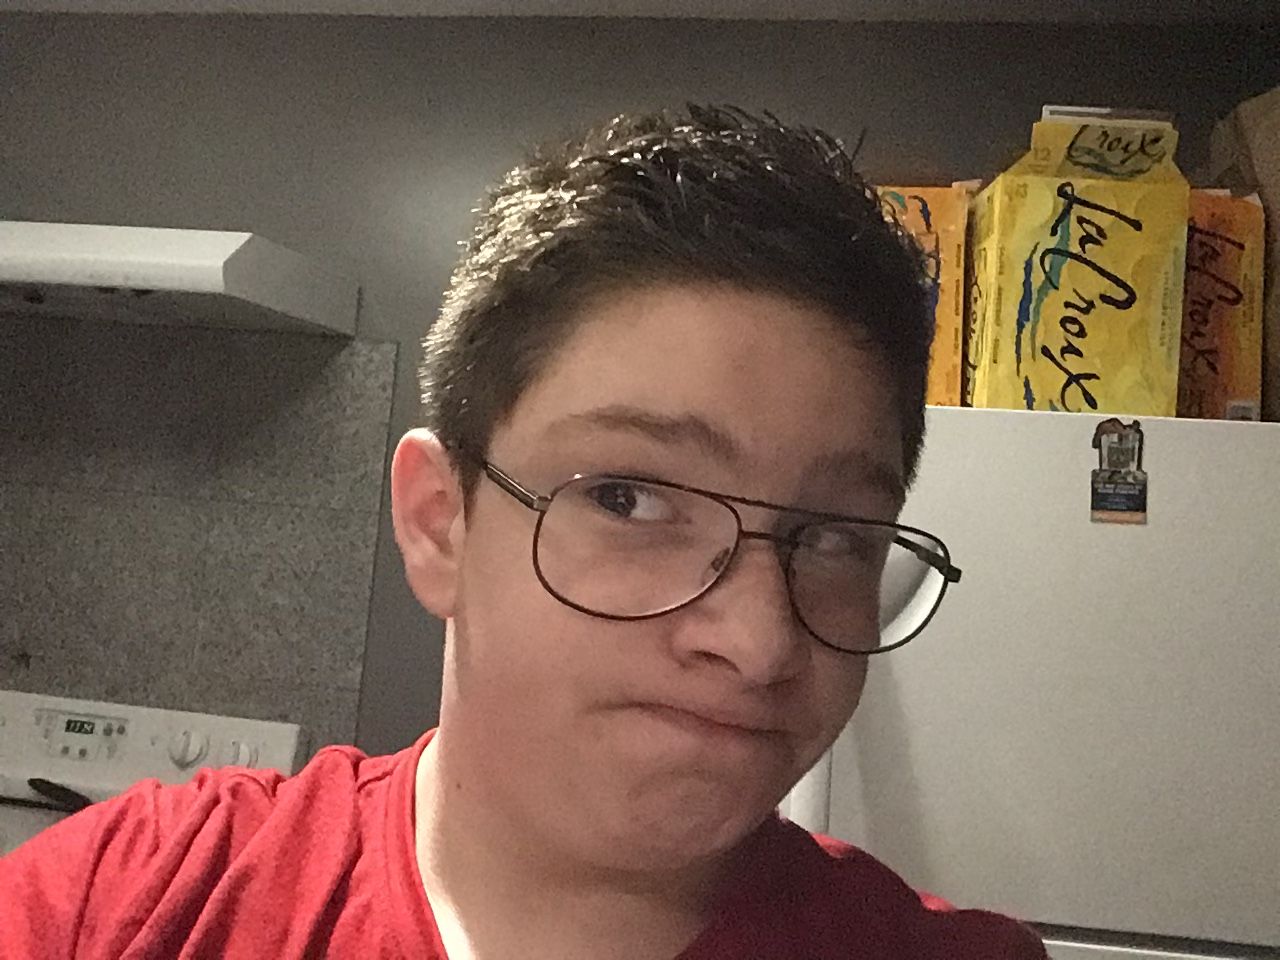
[95,740,394,863]
[0,742,401,958]
[758,820,1048,959]
[94,741,390,847]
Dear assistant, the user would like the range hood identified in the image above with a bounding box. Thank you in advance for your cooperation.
[0,221,359,336]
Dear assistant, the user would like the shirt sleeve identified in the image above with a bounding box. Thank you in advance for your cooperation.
[927,906,1051,959]
[809,827,1049,959]
[917,886,1048,958]
[1,784,155,959]
[0,770,277,960]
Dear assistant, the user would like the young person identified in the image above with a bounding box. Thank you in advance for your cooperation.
[0,105,1046,960]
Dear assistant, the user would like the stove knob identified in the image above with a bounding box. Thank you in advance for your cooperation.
[167,729,209,770]
[221,739,258,768]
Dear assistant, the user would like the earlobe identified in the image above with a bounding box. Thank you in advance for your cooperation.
[390,429,465,619]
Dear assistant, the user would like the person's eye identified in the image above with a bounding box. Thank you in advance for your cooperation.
[584,480,677,523]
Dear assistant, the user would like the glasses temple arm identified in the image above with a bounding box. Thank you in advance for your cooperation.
[481,461,552,512]
[894,535,963,584]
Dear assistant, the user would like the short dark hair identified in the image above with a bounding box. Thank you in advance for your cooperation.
[420,104,934,495]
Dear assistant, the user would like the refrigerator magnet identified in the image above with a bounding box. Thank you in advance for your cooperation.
[1090,418,1147,524]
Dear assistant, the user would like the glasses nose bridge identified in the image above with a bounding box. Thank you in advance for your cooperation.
[734,528,798,571]
[738,526,792,546]
[698,503,792,591]
[720,492,801,558]
[705,520,795,616]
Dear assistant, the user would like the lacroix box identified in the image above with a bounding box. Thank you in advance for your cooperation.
[966,107,1190,415]
[1209,84,1280,419]
[879,184,969,406]
[1178,190,1265,420]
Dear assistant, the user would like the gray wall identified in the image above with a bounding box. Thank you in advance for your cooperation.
[0,314,397,752]
[3,14,1278,755]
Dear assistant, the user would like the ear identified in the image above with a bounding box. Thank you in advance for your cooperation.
[391,429,467,619]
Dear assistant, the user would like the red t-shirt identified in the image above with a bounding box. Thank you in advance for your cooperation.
[0,733,1047,959]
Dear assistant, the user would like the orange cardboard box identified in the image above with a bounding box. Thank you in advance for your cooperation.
[1210,84,1280,419]
[1178,190,1265,420]
[879,185,969,406]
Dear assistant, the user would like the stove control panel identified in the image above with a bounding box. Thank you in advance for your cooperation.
[0,690,306,806]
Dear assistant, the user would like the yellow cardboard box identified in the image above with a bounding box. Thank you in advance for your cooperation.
[967,109,1190,415]
[1178,190,1265,420]
[879,184,969,406]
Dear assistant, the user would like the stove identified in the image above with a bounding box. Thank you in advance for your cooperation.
[0,689,305,856]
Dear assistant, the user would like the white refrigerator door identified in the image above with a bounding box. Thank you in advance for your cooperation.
[824,408,1280,949]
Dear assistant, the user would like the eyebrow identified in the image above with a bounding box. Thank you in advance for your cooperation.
[545,405,743,463]
[543,404,906,508]
[806,449,906,510]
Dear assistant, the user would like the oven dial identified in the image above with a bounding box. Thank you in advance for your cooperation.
[167,729,209,770]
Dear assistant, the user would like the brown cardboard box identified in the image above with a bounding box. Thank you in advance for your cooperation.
[1209,84,1280,420]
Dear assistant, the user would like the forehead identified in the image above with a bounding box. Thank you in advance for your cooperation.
[493,283,905,507]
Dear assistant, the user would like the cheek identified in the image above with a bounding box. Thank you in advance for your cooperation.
[813,655,870,738]
[452,516,605,708]
[455,520,549,665]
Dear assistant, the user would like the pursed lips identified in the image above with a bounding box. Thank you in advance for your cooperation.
[632,700,792,739]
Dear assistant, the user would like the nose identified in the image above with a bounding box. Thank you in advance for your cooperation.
[668,535,810,687]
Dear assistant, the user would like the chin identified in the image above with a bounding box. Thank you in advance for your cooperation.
[596,777,778,870]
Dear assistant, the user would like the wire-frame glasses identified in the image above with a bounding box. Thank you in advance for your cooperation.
[477,459,962,655]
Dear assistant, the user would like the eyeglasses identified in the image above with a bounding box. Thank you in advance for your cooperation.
[476,459,961,655]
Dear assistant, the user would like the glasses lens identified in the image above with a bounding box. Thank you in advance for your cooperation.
[789,522,949,653]
[534,476,739,618]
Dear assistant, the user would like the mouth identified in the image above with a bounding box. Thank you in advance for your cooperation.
[631,702,787,743]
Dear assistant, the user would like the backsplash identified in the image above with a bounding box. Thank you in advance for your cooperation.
[0,314,398,754]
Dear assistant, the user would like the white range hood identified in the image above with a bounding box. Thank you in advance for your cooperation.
[0,221,359,336]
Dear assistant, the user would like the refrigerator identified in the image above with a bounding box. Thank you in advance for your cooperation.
[784,407,1280,959]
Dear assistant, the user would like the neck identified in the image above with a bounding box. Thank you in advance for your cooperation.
[415,726,748,960]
